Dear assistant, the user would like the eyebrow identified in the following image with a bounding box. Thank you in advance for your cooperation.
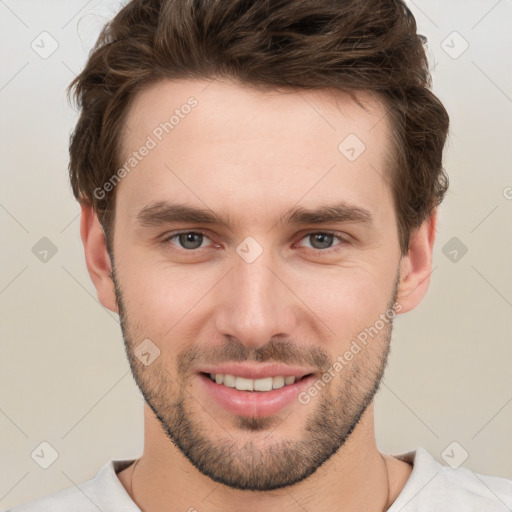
[135,201,373,230]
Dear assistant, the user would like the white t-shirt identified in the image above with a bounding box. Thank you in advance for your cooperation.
[6,447,512,511]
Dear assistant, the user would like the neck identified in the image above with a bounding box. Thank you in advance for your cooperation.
[119,402,412,512]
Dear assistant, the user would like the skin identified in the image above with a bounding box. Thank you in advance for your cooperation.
[81,78,437,511]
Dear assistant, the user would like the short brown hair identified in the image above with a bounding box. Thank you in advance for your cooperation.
[67,0,449,254]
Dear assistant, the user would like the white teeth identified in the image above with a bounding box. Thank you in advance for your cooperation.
[235,376,253,391]
[223,374,236,387]
[209,373,298,391]
[253,377,273,392]
[272,376,285,389]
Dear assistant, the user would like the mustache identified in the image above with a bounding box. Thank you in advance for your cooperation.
[177,336,331,376]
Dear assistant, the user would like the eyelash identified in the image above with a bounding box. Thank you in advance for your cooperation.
[162,230,348,254]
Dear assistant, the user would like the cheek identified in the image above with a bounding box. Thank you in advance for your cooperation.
[288,264,396,337]
[117,258,220,339]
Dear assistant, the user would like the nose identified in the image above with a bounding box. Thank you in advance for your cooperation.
[214,247,298,350]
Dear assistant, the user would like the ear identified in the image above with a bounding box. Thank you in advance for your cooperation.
[396,209,437,314]
[80,202,118,313]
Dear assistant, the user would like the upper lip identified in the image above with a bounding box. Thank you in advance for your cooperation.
[197,363,316,380]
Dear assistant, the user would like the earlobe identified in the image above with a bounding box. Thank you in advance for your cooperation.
[396,209,438,314]
[80,203,119,313]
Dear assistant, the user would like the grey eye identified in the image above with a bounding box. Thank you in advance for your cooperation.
[306,233,336,250]
[174,232,206,250]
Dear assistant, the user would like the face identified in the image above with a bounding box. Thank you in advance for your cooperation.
[108,78,404,491]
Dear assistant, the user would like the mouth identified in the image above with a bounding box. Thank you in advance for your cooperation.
[197,369,317,418]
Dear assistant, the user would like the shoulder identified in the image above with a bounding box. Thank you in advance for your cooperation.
[5,459,138,512]
[5,484,97,512]
[390,446,512,511]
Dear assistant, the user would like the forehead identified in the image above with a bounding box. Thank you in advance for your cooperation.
[116,78,394,229]
[122,78,388,149]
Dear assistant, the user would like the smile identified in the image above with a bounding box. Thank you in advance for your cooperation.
[208,373,298,392]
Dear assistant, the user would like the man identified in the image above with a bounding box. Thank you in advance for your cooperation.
[9,0,512,510]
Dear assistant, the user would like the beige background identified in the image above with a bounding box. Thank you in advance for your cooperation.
[1,0,511,508]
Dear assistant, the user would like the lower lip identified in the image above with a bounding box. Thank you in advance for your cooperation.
[198,373,316,418]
